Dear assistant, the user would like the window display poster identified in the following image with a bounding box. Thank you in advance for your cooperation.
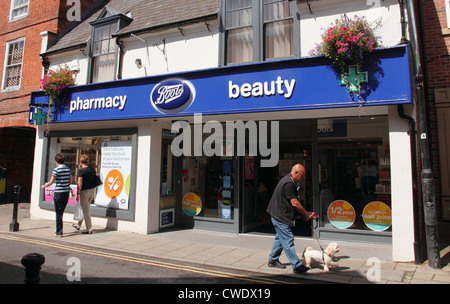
[223,175,231,189]
[362,201,392,231]
[182,192,202,216]
[327,200,356,229]
[95,141,132,210]
[160,208,175,228]
[44,185,78,205]
[222,205,231,219]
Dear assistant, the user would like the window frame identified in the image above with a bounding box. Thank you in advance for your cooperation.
[9,0,29,22]
[88,20,120,84]
[223,0,255,64]
[263,0,296,60]
[41,128,138,221]
[2,37,25,92]
[221,0,300,66]
[87,8,132,84]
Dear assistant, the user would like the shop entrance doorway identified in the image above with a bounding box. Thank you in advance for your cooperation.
[240,119,316,237]
[240,142,314,236]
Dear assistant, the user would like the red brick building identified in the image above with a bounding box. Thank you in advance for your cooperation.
[415,0,450,222]
[0,0,102,203]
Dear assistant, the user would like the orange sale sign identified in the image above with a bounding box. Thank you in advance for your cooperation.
[182,192,202,216]
[327,200,356,229]
[363,201,392,231]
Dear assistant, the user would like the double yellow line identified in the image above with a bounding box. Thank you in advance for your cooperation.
[0,234,291,284]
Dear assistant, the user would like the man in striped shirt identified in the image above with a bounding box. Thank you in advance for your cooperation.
[42,153,73,237]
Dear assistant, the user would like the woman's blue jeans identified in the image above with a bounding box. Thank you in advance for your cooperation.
[53,191,70,235]
[268,217,303,269]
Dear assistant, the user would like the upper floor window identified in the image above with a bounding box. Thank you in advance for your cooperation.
[225,0,253,64]
[223,0,298,65]
[2,38,25,90]
[263,0,294,60]
[10,0,29,21]
[88,6,132,83]
[91,22,119,83]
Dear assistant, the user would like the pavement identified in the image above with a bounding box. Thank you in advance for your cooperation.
[1,203,449,284]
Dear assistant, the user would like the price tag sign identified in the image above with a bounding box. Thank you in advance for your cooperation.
[327,200,356,229]
[363,201,392,231]
[182,192,202,216]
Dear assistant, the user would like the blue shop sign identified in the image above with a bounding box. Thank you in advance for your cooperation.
[29,45,412,124]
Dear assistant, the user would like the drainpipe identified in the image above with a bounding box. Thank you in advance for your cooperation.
[116,37,124,80]
[399,0,409,44]
[404,0,441,269]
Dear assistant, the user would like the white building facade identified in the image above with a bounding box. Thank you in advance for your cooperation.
[29,0,418,262]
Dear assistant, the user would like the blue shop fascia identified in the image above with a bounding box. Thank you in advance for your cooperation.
[29,45,415,248]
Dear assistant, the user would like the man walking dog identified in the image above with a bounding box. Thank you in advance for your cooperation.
[266,163,317,274]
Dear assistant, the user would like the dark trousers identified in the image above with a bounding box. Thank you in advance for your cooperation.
[53,191,70,235]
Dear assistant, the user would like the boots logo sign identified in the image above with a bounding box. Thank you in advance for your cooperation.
[150,78,196,114]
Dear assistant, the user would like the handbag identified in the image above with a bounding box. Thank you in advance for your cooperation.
[73,196,84,221]
[95,173,103,187]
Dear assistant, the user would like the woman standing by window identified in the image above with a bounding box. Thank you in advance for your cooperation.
[41,153,73,237]
[73,154,97,234]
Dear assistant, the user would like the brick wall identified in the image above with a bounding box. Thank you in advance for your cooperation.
[416,0,450,220]
[0,0,103,202]
[420,0,450,88]
[0,0,57,128]
[0,0,104,128]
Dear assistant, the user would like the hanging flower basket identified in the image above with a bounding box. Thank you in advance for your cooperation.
[39,64,76,123]
[311,15,381,72]
[310,15,381,93]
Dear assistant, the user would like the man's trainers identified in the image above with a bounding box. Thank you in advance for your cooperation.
[267,260,286,269]
[293,264,309,274]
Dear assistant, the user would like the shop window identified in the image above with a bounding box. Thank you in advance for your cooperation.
[2,38,25,91]
[42,128,137,221]
[222,0,298,65]
[318,117,392,233]
[174,120,237,220]
[160,130,176,228]
[10,0,29,21]
[181,156,235,220]
[161,130,175,197]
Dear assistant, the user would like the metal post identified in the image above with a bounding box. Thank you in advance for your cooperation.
[416,82,441,269]
[9,185,21,232]
[405,0,441,269]
[21,253,45,284]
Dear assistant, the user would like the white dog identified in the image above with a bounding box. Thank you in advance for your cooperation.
[302,242,339,272]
